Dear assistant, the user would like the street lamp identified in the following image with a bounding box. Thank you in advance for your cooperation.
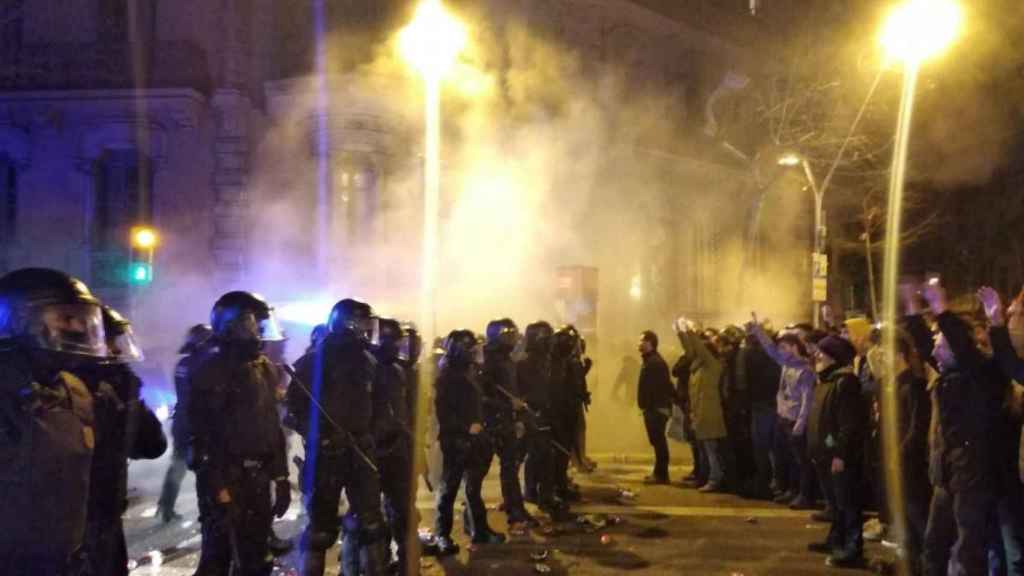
[398,0,467,343]
[777,152,827,327]
[877,2,962,571]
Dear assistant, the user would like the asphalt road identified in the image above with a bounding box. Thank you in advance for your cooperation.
[122,450,896,575]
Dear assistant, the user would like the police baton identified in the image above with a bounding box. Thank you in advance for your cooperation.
[493,384,573,458]
[281,364,379,474]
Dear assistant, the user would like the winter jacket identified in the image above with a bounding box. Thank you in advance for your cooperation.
[637,351,674,413]
[435,365,484,439]
[807,364,864,465]
[677,331,727,441]
[921,313,1005,493]
[895,368,930,475]
[739,340,781,409]
[753,327,814,434]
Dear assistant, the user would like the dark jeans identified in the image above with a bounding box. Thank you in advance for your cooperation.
[751,405,777,496]
[998,483,1024,576]
[158,446,190,514]
[82,519,128,576]
[435,435,493,539]
[922,486,995,576]
[827,466,863,558]
[643,410,670,480]
[701,438,725,486]
[779,418,815,502]
[524,425,556,507]
[902,467,932,575]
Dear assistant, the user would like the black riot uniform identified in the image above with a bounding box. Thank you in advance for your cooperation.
[158,323,214,523]
[434,330,505,556]
[517,321,566,515]
[549,327,582,501]
[189,292,291,576]
[0,268,108,575]
[287,299,390,576]
[479,318,535,526]
[77,307,167,576]
[340,318,418,576]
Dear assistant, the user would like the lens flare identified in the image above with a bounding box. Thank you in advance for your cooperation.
[880,0,963,64]
[397,0,468,80]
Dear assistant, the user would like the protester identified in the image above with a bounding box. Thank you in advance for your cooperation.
[676,320,729,492]
[748,316,816,510]
[637,330,675,484]
[806,333,865,568]
[740,328,782,500]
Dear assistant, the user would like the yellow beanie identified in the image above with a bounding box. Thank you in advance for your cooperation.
[843,317,872,345]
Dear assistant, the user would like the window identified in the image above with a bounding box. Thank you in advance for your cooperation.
[91,149,153,285]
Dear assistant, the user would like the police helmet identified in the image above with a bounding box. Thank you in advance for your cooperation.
[327,298,377,343]
[375,318,404,362]
[400,322,422,365]
[179,323,213,354]
[210,291,284,342]
[102,306,144,363]
[524,321,554,354]
[309,323,329,349]
[485,317,519,352]
[0,267,108,357]
[444,329,480,367]
[551,326,578,358]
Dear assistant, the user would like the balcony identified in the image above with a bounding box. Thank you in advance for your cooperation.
[0,41,212,94]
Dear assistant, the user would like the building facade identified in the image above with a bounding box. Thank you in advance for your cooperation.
[0,0,777,367]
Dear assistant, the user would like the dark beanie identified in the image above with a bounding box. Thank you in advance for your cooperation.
[817,335,856,367]
[641,330,659,349]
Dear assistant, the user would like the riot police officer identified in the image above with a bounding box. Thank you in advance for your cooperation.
[287,299,390,576]
[77,306,167,576]
[434,330,505,555]
[0,268,109,575]
[517,321,569,515]
[158,323,214,523]
[549,326,581,502]
[479,318,535,527]
[340,318,418,575]
[188,291,291,576]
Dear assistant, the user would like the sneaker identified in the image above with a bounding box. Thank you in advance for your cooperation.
[810,509,833,523]
[788,496,815,510]
[773,491,795,504]
[678,478,701,489]
[157,506,182,524]
[471,530,507,545]
[826,549,865,568]
[643,475,669,485]
[698,482,724,493]
[268,534,293,556]
[436,536,460,556]
[807,541,833,554]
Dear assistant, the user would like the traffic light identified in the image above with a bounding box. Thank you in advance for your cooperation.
[129,226,158,285]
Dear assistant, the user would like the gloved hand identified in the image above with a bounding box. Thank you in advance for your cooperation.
[514,421,526,440]
[272,479,291,518]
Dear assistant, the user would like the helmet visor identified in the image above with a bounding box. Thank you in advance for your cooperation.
[397,334,412,362]
[33,303,108,357]
[108,324,144,363]
[258,310,286,342]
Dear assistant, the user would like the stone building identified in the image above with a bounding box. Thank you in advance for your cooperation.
[0,0,785,373]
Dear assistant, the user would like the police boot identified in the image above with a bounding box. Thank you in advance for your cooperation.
[435,535,460,557]
[360,541,391,576]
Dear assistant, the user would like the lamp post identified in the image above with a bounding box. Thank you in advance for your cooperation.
[877,1,962,570]
[398,0,467,343]
[778,153,827,327]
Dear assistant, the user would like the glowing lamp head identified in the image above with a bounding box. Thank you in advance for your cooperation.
[129,262,152,285]
[880,0,963,64]
[777,153,802,167]
[398,0,467,79]
[131,227,158,249]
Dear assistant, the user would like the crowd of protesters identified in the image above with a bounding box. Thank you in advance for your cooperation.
[637,278,1024,574]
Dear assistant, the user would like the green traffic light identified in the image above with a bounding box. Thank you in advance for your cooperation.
[129,262,152,284]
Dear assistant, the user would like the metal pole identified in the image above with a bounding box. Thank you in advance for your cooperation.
[803,159,823,328]
[421,75,441,345]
